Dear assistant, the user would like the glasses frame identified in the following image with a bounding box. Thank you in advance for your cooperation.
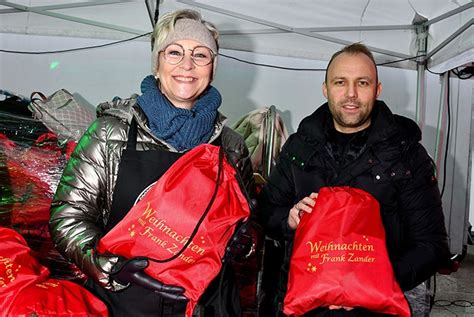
[159,43,215,67]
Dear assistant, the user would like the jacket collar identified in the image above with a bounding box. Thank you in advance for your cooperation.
[297,100,421,146]
[287,100,422,170]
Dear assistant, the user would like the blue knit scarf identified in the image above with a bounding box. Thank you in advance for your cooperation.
[137,75,221,151]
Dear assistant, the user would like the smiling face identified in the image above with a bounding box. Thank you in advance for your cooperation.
[157,39,213,110]
[323,52,382,133]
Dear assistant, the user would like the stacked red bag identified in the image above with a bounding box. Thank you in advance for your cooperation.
[284,186,410,316]
[97,144,251,317]
[0,227,108,316]
[0,132,84,282]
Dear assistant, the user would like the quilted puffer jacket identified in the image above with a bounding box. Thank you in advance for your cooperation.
[49,97,253,291]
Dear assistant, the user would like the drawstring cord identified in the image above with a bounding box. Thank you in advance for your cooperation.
[95,146,224,273]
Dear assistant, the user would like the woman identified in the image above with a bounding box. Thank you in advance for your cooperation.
[49,9,253,317]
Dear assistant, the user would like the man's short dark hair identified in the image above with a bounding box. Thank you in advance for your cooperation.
[325,43,378,83]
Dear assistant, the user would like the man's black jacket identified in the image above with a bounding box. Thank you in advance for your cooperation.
[258,100,450,292]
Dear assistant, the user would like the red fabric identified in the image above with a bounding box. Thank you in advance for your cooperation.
[0,132,84,282]
[0,227,49,312]
[97,144,251,317]
[283,187,410,317]
[0,227,108,316]
[0,132,76,226]
[9,279,108,316]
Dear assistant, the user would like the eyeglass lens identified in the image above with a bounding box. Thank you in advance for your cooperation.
[163,44,213,66]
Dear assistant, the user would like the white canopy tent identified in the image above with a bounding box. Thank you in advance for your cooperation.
[0,0,472,72]
[1,0,472,123]
[0,0,473,254]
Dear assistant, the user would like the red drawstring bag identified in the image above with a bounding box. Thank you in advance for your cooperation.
[283,187,410,317]
[0,227,108,316]
[0,227,49,312]
[8,278,108,316]
[97,144,251,317]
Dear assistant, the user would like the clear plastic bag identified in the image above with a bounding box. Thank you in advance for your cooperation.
[404,280,432,317]
[0,108,85,282]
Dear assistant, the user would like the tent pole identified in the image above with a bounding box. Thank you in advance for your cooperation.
[144,0,156,28]
[426,18,474,60]
[415,22,428,130]
[416,63,426,129]
[176,0,410,60]
[0,1,145,35]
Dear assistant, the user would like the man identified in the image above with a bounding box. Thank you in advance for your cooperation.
[257,43,450,316]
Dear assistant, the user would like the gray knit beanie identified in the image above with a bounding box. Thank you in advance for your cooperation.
[151,18,218,79]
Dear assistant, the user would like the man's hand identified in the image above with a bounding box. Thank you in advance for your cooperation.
[113,257,187,301]
[329,305,354,311]
[288,192,318,229]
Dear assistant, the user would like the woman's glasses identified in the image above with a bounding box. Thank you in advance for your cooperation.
[160,43,215,66]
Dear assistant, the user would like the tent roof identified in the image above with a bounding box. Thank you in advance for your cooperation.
[1,0,472,72]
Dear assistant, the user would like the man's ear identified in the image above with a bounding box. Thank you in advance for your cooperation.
[376,82,382,98]
[322,82,328,99]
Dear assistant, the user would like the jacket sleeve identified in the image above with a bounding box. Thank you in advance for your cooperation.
[49,117,124,291]
[220,126,255,201]
[219,127,259,262]
[393,144,451,291]
[257,136,297,241]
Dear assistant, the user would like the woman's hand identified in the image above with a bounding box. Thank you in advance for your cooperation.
[112,257,187,301]
[288,192,318,229]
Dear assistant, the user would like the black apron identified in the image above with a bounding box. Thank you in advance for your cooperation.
[86,119,186,317]
[86,119,242,317]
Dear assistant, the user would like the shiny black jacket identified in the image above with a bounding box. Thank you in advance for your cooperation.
[258,100,450,292]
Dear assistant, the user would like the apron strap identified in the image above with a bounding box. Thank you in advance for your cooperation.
[126,118,138,150]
